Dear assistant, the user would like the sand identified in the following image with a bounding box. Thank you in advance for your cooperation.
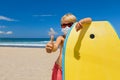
[0,47,59,80]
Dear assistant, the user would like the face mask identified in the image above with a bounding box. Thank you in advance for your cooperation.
[61,26,71,35]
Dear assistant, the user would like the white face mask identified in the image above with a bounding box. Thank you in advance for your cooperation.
[61,26,71,35]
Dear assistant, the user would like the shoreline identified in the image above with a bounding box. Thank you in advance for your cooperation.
[0,44,46,48]
[0,46,45,48]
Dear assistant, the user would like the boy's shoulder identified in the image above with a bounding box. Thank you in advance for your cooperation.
[57,35,65,38]
[57,35,65,40]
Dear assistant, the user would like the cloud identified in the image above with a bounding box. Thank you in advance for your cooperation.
[48,28,57,35]
[6,31,13,34]
[0,16,17,21]
[0,31,13,35]
[0,31,5,34]
[33,14,56,17]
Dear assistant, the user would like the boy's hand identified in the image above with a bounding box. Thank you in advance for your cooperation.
[45,35,54,53]
[75,22,83,32]
[75,17,92,32]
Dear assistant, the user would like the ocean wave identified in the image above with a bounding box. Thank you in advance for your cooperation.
[0,41,49,48]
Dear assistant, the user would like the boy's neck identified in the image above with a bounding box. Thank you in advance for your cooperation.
[62,35,66,38]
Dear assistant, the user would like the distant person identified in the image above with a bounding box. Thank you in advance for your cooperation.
[45,13,92,80]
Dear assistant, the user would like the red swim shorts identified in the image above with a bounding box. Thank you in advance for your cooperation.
[52,63,62,80]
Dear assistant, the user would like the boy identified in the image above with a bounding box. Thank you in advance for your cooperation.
[45,13,92,80]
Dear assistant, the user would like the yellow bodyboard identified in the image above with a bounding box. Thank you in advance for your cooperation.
[62,21,120,80]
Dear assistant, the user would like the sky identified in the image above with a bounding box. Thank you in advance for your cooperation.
[0,0,120,38]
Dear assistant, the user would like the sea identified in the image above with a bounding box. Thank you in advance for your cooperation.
[0,38,52,48]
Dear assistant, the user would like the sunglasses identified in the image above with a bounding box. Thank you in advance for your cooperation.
[61,23,73,28]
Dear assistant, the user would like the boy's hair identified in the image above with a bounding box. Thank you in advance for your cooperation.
[61,13,77,24]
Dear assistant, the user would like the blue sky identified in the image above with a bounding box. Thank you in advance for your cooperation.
[0,0,120,38]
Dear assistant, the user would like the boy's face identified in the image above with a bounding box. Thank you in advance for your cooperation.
[61,22,73,28]
[61,21,73,35]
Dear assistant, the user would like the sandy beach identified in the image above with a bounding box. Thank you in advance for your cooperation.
[0,47,59,80]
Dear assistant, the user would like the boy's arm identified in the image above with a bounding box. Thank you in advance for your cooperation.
[76,17,92,31]
[52,36,63,52]
[79,17,92,25]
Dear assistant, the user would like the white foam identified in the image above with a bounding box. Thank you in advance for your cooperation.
[0,41,48,48]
